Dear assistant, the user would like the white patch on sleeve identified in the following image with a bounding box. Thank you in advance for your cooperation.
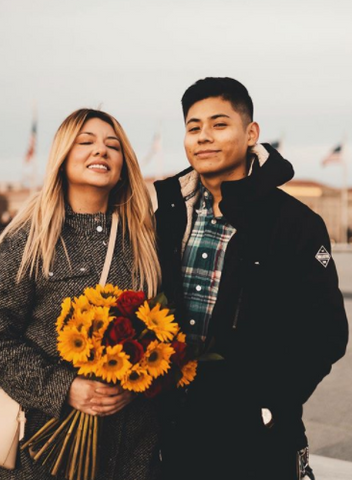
[315,246,331,268]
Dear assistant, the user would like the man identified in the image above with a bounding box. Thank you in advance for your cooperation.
[154,77,348,480]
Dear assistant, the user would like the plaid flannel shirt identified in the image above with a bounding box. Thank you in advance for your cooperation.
[181,183,236,346]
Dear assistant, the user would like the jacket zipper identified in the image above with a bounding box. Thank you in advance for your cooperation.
[232,287,244,329]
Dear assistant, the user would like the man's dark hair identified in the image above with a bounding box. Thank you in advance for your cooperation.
[181,77,253,124]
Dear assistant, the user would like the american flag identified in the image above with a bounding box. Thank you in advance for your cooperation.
[25,119,37,163]
[322,144,343,167]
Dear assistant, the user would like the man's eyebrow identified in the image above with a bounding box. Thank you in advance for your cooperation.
[186,114,230,125]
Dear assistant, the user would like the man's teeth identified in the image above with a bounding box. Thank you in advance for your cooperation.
[88,164,108,170]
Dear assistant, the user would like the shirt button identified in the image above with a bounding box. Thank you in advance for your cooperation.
[96,226,103,232]
[171,203,175,208]
[202,252,208,259]
[48,271,54,277]
[195,285,202,292]
[80,267,86,272]
[190,319,196,326]
[204,192,209,198]
[211,219,217,225]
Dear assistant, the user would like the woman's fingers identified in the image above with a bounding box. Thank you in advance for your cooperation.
[91,391,135,416]
[67,378,136,416]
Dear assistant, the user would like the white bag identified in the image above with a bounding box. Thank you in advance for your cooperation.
[0,388,26,470]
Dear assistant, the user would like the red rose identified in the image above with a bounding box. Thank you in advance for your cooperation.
[144,372,176,398]
[171,341,188,367]
[144,377,164,398]
[139,335,154,351]
[116,291,146,318]
[105,316,135,346]
[121,339,144,364]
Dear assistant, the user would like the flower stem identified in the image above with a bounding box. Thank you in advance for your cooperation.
[20,417,59,450]
[68,411,85,480]
[84,414,93,480]
[51,409,81,476]
[77,413,90,480]
[91,415,98,480]
[32,409,77,462]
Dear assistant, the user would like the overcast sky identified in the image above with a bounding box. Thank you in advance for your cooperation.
[0,0,351,187]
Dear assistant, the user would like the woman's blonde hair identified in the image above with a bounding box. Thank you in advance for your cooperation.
[0,109,161,297]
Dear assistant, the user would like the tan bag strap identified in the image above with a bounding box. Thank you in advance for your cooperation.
[99,211,119,287]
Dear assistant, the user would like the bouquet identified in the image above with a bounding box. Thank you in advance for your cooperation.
[21,284,197,480]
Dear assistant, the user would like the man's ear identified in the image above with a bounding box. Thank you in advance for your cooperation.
[247,122,260,146]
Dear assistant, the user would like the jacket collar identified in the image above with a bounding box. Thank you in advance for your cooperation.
[155,143,293,209]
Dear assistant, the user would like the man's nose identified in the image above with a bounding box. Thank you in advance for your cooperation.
[198,126,212,143]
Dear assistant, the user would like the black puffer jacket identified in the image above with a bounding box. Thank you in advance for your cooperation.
[154,144,348,478]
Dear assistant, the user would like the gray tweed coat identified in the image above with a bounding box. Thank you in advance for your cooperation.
[0,208,161,480]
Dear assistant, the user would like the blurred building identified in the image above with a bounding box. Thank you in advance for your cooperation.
[1,178,352,243]
[0,183,33,231]
[280,180,352,243]
[144,176,352,244]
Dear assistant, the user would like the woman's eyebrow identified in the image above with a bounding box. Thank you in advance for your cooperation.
[77,131,95,136]
[77,132,120,142]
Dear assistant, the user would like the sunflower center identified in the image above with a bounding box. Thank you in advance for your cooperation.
[74,339,83,348]
[108,359,118,366]
[130,371,140,381]
[149,351,159,362]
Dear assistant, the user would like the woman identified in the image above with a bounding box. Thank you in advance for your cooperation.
[0,109,162,479]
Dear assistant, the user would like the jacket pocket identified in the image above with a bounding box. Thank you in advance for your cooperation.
[47,264,92,282]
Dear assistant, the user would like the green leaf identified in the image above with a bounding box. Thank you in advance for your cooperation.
[149,292,169,309]
[197,352,225,362]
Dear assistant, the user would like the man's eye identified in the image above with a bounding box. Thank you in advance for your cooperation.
[188,127,200,133]
[214,123,227,127]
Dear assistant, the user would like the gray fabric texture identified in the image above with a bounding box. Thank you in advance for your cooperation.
[0,208,161,480]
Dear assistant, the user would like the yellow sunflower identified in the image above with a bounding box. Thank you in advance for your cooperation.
[84,284,122,307]
[67,309,94,332]
[55,297,72,332]
[72,294,90,312]
[143,340,175,378]
[176,331,186,343]
[121,364,153,392]
[177,360,198,387]
[95,345,131,384]
[136,302,178,342]
[91,306,112,338]
[75,339,104,376]
[57,326,92,364]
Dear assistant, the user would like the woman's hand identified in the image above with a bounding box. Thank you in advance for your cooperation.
[67,377,135,416]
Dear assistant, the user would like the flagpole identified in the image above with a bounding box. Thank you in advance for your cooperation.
[340,136,348,244]
[30,102,37,193]
[23,102,37,192]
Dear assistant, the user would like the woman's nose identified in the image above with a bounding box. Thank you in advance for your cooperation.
[93,142,108,157]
